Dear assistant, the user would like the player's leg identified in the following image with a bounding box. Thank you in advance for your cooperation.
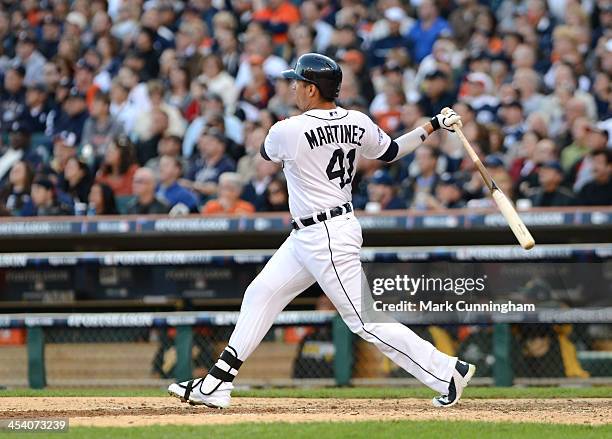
[295,215,468,397]
[169,234,315,407]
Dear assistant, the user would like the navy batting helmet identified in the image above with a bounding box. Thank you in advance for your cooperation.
[282,53,342,101]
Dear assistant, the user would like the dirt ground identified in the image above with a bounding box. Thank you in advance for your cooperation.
[1,397,611,427]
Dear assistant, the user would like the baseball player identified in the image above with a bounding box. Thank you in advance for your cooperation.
[169,53,475,409]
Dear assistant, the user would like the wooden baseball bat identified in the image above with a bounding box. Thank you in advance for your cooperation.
[453,126,535,250]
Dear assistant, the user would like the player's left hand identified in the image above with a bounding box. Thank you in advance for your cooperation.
[432,107,462,132]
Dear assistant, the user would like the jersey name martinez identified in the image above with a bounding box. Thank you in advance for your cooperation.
[304,124,366,149]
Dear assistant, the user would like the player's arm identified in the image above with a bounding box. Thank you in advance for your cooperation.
[377,107,462,163]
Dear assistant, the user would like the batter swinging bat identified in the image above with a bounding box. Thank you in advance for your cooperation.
[452,124,535,250]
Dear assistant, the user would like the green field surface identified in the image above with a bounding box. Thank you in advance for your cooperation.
[2,386,612,399]
[5,421,612,439]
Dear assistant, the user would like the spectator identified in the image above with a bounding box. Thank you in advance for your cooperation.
[133,80,186,145]
[571,122,609,192]
[165,65,191,114]
[73,59,101,109]
[234,33,289,91]
[517,138,558,198]
[365,170,405,211]
[405,145,441,210]
[53,87,89,143]
[239,55,274,112]
[199,54,238,112]
[512,68,545,116]
[242,155,280,211]
[529,161,575,207]
[13,31,46,87]
[60,157,92,204]
[268,77,296,119]
[300,1,334,53]
[109,80,138,133]
[182,92,244,158]
[418,70,455,117]
[407,0,451,63]
[463,72,499,124]
[368,7,411,68]
[560,117,591,172]
[145,135,188,181]
[87,182,118,215]
[432,174,466,210]
[252,0,300,45]
[48,131,78,182]
[19,83,52,134]
[156,155,199,213]
[127,167,170,215]
[174,21,205,80]
[186,129,236,199]
[0,124,34,183]
[262,177,289,212]
[95,135,139,196]
[80,91,123,165]
[0,65,26,135]
[202,172,255,215]
[134,107,170,165]
[0,160,35,216]
[38,15,62,59]
[577,150,612,206]
[498,100,526,153]
[237,126,269,183]
[31,175,73,216]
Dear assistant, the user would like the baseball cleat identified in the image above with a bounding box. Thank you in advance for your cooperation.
[432,360,476,408]
[168,378,233,409]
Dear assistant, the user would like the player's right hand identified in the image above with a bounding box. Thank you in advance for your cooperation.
[432,107,462,132]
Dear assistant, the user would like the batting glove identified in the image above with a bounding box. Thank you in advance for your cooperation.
[431,107,462,132]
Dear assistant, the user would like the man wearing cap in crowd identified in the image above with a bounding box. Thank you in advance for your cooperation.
[463,71,499,124]
[368,7,412,68]
[419,70,455,116]
[185,128,236,200]
[366,169,405,211]
[433,173,467,210]
[19,83,51,134]
[499,100,526,152]
[39,15,61,59]
[13,31,46,87]
[30,175,73,216]
[53,88,89,143]
[74,59,101,109]
[529,161,576,207]
[0,65,26,135]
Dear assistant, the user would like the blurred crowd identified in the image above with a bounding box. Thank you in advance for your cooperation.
[0,0,610,217]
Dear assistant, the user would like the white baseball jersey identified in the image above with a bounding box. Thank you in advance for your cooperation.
[263,106,392,217]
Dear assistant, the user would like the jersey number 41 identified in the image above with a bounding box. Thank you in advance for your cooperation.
[326,148,356,189]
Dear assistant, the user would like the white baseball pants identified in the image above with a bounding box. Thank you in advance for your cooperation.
[227,212,456,393]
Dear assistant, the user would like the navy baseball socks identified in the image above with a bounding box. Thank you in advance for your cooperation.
[168,346,242,408]
[432,359,476,408]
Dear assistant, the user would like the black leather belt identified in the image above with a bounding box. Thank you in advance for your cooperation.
[291,202,353,230]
